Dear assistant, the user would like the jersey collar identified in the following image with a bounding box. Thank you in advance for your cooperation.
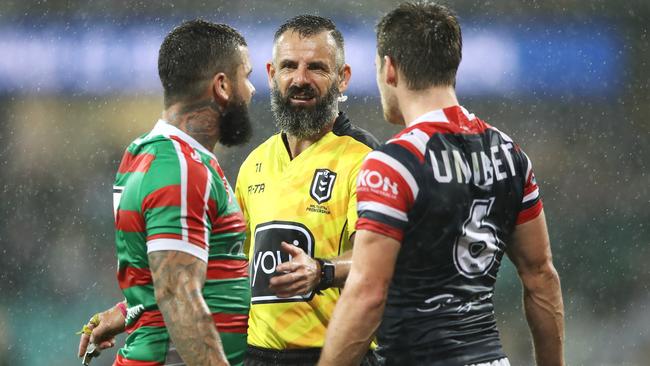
[332,111,350,131]
[149,119,218,160]
[278,112,347,163]
[407,105,475,127]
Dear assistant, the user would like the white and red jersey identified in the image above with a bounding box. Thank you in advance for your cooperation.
[356,106,542,365]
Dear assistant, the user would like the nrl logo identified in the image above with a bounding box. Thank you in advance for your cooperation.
[310,169,337,204]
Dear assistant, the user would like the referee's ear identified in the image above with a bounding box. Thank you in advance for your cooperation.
[266,61,276,90]
[337,63,352,94]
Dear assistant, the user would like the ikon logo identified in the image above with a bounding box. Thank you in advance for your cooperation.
[310,169,337,204]
[251,221,315,304]
[358,169,399,195]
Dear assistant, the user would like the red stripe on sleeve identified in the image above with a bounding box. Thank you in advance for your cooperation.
[206,259,249,280]
[141,185,181,212]
[117,266,152,289]
[516,200,543,224]
[356,217,404,242]
[212,212,247,234]
[146,233,183,241]
[116,210,144,232]
[117,152,155,174]
[523,171,538,196]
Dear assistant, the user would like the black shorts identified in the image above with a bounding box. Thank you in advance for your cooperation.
[244,345,379,366]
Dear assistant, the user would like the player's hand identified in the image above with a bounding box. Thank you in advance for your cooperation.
[77,305,126,357]
[269,242,320,297]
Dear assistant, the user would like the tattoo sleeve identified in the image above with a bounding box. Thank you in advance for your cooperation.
[149,250,230,366]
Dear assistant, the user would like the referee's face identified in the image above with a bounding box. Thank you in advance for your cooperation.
[268,30,347,108]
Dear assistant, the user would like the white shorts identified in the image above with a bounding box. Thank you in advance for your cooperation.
[466,357,510,366]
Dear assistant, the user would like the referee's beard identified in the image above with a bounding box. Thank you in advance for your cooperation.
[270,80,339,139]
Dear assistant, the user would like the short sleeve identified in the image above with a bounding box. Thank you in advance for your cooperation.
[234,166,252,259]
[516,151,543,225]
[355,148,420,242]
[142,139,211,262]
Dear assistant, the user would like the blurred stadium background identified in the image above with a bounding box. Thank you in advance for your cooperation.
[0,0,648,365]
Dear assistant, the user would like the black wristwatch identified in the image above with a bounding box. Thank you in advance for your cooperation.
[315,258,335,293]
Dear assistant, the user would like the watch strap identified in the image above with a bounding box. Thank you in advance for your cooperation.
[315,258,334,293]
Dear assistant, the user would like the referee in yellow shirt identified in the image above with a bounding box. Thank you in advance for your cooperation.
[235,15,379,366]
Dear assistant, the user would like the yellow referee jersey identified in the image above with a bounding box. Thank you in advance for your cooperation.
[235,113,378,349]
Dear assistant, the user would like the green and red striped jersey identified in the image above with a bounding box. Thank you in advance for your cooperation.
[112,119,250,366]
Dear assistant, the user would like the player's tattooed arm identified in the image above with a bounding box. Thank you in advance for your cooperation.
[149,250,230,366]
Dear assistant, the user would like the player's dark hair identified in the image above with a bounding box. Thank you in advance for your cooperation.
[274,15,345,67]
[377,1,462,90]
[158,19,247,108]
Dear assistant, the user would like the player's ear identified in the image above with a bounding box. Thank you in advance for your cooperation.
[211,72,231,106]
[337,63,352,94]
[384,56,398,87]
[266,61,275,90]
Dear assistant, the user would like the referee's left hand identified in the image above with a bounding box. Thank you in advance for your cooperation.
[270,242,320,297]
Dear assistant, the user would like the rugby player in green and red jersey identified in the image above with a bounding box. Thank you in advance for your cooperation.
[77,20,255,366]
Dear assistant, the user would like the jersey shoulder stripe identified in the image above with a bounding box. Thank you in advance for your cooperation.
[358,201,408,222]
[364,150,419,199]
[387,128,430,162]
[515,147,543,224]
[116,210,144,232]
[118,151,155,174]
[141,185,181,213]
[356,143,422,243]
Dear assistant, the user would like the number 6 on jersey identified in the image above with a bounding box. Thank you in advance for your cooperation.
[453,198,502,278]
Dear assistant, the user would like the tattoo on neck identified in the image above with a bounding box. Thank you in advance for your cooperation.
[168,100,221,150]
